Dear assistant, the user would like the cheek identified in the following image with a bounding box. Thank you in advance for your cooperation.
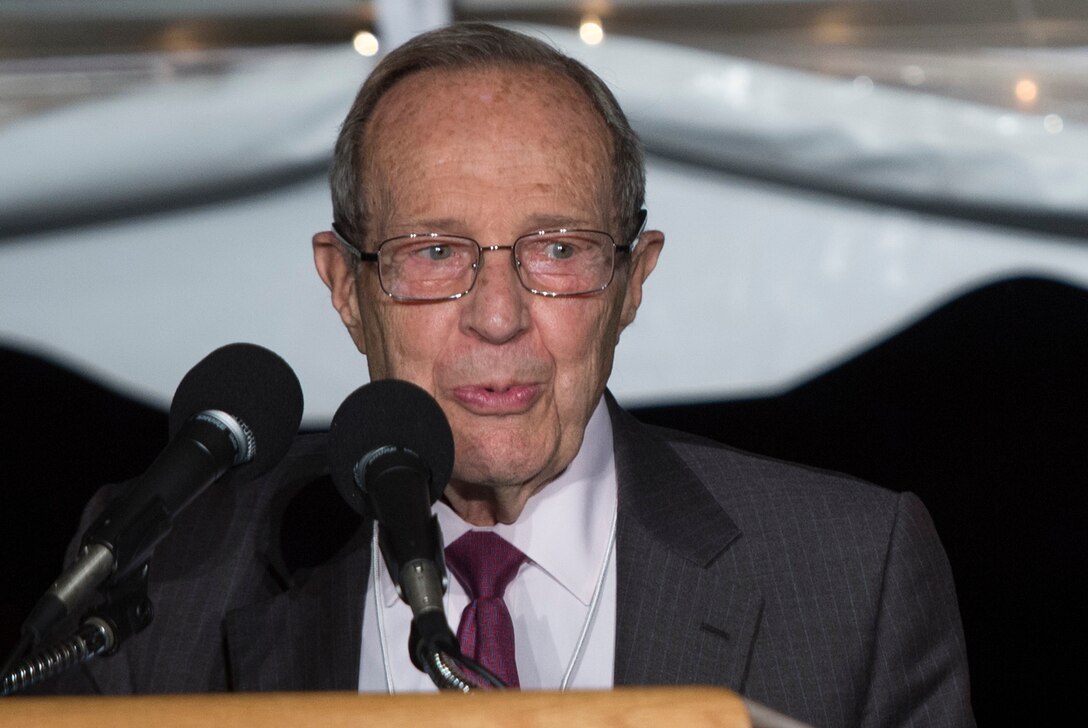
[538,298,622,398]
[362,297,457,384]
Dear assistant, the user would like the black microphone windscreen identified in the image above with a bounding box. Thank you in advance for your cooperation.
[168,343,304,480]
[328,379,454,516]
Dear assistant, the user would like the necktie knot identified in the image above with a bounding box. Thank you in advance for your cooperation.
[445,530,526,600]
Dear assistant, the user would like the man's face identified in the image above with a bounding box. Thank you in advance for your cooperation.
[316,67,661,516]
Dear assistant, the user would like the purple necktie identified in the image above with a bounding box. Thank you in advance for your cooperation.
[444,531,527,687]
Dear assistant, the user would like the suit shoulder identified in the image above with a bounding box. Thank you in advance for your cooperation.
[632,424,926,567]
[645,422,900,508]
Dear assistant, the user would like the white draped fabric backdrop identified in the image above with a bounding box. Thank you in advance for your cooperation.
[2,25,1086,425]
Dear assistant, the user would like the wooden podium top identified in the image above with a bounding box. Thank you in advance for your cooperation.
[1,687,750,727]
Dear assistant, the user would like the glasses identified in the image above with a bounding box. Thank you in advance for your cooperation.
[332,212,645,302]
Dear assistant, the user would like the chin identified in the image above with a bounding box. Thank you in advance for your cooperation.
[451,421,554,474]
[451,444,557,488]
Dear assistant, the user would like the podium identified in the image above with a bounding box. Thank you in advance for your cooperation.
[0,687,754,727]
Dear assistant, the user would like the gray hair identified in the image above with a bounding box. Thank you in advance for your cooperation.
[329,22,646,252]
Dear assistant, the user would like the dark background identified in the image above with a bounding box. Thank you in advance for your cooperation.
[2,274,1086,723]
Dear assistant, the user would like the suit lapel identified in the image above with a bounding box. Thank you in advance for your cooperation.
[609,395,764,690]
[224,520,372,691]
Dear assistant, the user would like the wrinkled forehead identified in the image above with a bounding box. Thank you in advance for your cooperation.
[360,65,614,216]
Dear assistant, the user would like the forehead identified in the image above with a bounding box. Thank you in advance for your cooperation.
[362,65,613,221]
[372,63,600,116]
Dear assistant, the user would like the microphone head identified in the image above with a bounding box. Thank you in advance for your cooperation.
[328,379,454,516]
[169,343,304,481]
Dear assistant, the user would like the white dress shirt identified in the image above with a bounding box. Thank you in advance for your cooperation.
[359,397,618,692]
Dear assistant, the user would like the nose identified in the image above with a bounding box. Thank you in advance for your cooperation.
[461,246,530,344]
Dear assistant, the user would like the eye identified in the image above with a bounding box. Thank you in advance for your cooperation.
[387,237,470,269]
[424,244,454,261]
[544,241,577,260]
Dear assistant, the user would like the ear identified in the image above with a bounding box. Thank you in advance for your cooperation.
[313,231,368,355]
[618,229,664,334]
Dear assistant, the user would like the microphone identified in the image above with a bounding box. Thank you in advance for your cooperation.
[21,343,304,646]
[328,379,456,670]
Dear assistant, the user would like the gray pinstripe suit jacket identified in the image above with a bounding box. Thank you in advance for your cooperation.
[54,394,974,728]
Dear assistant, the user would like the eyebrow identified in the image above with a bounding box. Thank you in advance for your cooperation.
[524,214,599,230]
[390,218,462,233]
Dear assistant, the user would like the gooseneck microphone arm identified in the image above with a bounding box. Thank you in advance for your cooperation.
[2,565,153,696]
[2,620,115,697]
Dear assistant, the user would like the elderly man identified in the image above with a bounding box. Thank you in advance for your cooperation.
[47,22,972,728]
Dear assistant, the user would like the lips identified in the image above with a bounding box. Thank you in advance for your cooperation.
[451,383,541,414]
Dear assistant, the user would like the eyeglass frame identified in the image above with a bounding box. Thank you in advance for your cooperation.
[330,209,648,302]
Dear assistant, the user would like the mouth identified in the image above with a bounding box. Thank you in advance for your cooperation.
[451,383,541,415]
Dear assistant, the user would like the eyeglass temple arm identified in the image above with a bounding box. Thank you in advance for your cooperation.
[621,208,648,252]
[330,222,378,262]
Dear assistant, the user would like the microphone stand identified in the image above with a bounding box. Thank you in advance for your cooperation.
[2,567,153,696]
